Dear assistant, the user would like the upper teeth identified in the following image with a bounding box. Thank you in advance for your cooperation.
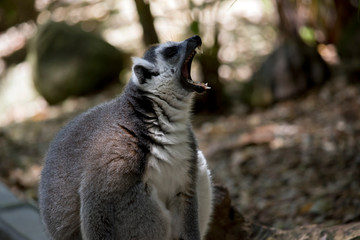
[185,46,203,63]
[195,46,203,54]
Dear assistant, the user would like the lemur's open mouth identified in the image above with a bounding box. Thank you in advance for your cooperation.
[181,45,210,93]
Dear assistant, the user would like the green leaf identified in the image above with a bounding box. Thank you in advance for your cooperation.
[298,26,316,46]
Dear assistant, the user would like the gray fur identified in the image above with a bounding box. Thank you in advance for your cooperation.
[39,36,213,240]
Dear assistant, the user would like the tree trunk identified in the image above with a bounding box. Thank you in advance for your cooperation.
[195,26,228,113]
[331,0,358,44]
[134,0,159,46]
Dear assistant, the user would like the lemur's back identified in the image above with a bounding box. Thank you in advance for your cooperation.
[39,109,98,239]
[39,36,213,240]
[40,86,151,238]
[40,95,122,239]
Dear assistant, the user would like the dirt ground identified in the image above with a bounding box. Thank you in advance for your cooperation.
[197,75,360,229]
[0,74,359,231]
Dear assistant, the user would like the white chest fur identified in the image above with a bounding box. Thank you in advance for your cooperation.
[142,89,195,206]
[144,130,193,204]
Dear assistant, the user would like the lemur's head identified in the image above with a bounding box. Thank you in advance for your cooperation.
[131,35,210,95]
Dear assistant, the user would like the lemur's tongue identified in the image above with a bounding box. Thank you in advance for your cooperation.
[181,46,210,93]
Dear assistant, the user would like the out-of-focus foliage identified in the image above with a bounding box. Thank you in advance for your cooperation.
[0,0,360,118]
[0,0,277,114]
[0,0,37,32]
[241,0,334,107]
[240,0,360,108]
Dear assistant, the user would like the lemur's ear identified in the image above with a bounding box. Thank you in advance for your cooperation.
[132,57,159,85]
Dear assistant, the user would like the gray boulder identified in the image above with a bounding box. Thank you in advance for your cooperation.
[241,37,330,108]
[29,21,127,105]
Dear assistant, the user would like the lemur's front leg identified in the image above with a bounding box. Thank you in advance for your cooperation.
[177,151,213,240]
[168,190,200,240]
[178,190,201,240]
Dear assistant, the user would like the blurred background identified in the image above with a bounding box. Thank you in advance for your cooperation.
[0,0,360,231]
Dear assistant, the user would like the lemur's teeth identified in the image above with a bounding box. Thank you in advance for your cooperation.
[195,46,203,54]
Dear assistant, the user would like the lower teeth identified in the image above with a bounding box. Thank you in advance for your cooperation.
[187,79,211,89]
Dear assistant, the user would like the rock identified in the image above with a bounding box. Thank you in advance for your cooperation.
[241,38,330,108]
[28,21,128,105]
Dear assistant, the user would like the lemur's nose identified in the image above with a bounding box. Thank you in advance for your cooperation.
[185,35,202,46]
[190,35,202,45]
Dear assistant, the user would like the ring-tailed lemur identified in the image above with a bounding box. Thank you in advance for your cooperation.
[39,35,213,240]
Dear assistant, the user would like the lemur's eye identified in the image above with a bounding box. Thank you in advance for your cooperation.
[163,46,178,59]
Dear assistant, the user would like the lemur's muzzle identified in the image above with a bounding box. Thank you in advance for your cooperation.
[181,35,210,93]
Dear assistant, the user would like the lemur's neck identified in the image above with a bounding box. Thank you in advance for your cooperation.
[148,90,192,121]
[125,84,193,148]
[145,92,193,141]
